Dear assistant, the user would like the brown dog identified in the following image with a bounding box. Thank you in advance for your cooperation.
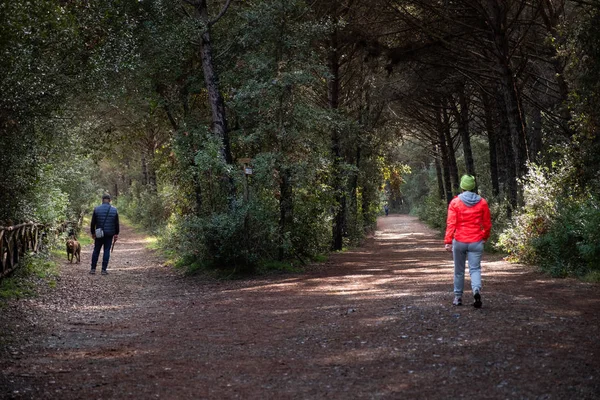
[66,238,81,263]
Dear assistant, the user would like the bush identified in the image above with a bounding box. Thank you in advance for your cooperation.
[159,186,334,274]
[403,167,434,213]
[531,196,600,277]
[416,194,447,233]
[118,183,172,233]
[498,160,600,277]
[485,197,510,252]
[160,200,280,273]
[291,188,333,257]
[0,254,59,300]
[497,162,568,263]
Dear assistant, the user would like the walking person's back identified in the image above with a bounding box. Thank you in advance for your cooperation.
[89,194,119,275]
[444,175,491,308]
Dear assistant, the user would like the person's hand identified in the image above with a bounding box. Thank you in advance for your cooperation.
[444,244,452,252]
[113,235,119,242]
[92,234,96,239]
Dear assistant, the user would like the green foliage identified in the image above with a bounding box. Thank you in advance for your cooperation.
[0,254,58,300]
[289,185,334,257]
[497,163,563,263]
[150,0,339,270]
[498,160,600,277]
[560,6,600,193]
[161,205,261,272]
[530,196,600,277]
[582,271,600,283]
[416,194,447,232]
[0,0,143,225]
[400,163,448,232]
[257,260,302,274]
[403,166,436,213]
[498,161,571,261]
[118,182,173,234]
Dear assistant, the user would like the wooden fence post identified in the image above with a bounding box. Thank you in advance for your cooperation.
[0,223,42,280]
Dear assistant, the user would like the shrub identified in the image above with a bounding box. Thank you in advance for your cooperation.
[497,162,567,263]
[403,167,434,213]
[0,254,58,300]
[498,159,600,277]
[159,185,334,274]
[160,200,280,273]
[416,194,447,233]
[531,196,600,277]
[118,183,172,233]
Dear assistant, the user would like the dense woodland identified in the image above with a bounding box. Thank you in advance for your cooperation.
[1,0,599,278]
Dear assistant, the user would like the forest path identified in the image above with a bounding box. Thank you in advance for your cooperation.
[1,215,599,399]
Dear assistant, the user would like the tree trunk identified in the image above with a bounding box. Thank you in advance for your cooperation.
[278,166,293,261]
[500,67,528,178]
[349,145,360,229]
[486,0,529,178]
[496,87,518,212]
[142,155,148,186]
[436,105,453,204]
[328,22,346,251]
[457,86,475,177]
[540,0,573,138]
[195,0,233,166]
[528,106,543,164]
[443,103,459,194]
[433,143,445,200]
[482,90,500,197]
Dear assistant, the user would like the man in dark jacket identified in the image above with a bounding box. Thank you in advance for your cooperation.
[90,194,120,275]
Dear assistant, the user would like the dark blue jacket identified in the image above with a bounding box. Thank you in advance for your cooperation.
[90,203,120,236]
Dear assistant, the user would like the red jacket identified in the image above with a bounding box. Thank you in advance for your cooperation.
[444,194,492,244]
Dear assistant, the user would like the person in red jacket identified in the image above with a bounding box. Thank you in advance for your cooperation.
[444,175,492,308]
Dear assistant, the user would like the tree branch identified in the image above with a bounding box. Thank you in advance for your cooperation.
[209,0,234,27]
[568,0,600,8]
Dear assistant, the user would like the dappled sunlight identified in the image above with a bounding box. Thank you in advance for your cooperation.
[338,249,376,256]
[344,274,375,279]
[361,268,390,272]
[484,271,533,278]
[326,289,391,298]
[50,347,147,362]
[107,265,151,271]
[234,280,302,293]
[120,238,153,244]
[315,347,400,367]
[374,232,429,240]
[113,247,147,254]
[78,304,132,312]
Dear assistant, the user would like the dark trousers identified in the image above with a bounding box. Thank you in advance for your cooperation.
[91,235,113,271]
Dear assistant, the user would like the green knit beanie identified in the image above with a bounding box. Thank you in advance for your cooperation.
[460,175,476,191]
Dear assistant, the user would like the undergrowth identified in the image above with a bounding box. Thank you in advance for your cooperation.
[498,161,600,278]
[0,254,59,300]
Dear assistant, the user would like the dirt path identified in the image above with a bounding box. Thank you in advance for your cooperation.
[1,215,599,399]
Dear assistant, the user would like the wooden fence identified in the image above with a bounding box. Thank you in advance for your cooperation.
[0,223,41,279]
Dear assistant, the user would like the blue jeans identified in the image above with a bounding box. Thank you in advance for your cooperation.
[91,235,114,271]
[453,239,484,296]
